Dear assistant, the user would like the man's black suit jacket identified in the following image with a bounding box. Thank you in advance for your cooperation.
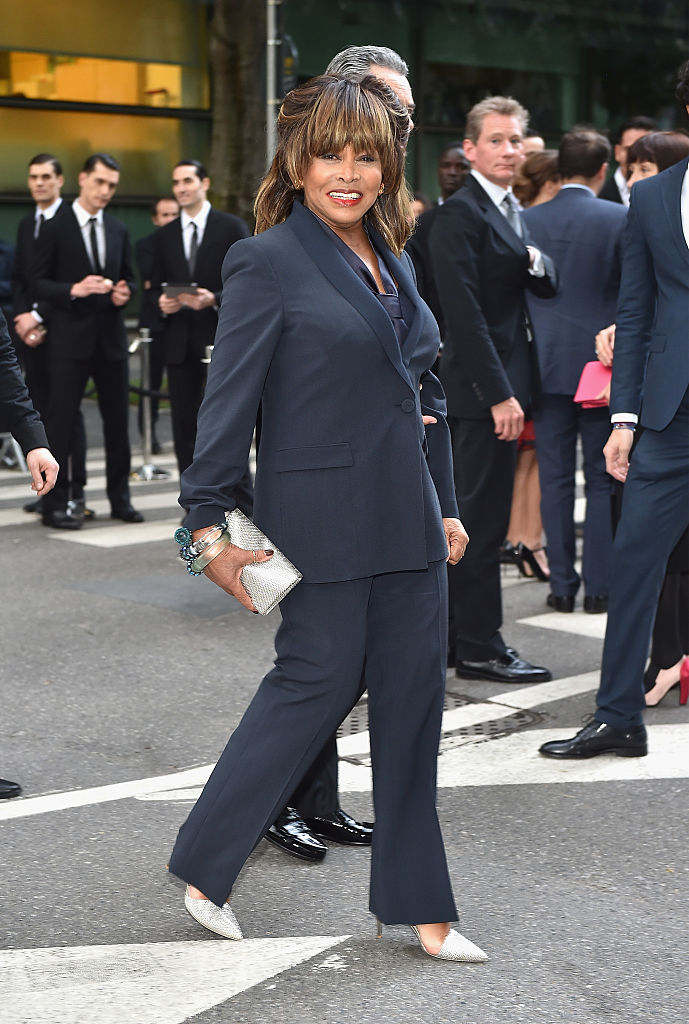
[429,173,558,419]
[0,310,47,452]
[599,175,624,205]
[151,209,250,365]
[32,206,136,362]
[405,204,445,336]
[12,199,70,322]
[135,230,165,333]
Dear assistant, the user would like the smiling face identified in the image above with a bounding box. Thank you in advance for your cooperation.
[464,113,524,188]
[172,165,209,216]
[27,161,63,207]
[302,142,383,241]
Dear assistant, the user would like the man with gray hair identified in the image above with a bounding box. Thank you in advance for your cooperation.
[431,96,558,684]
[326,44,415,123]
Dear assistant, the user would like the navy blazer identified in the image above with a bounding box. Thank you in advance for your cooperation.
[611,156,689,431]
[429,173,558,419]
[150,209,249,364]
[0,310,47,452]
[32,207,136,362]
[180,201,458,584]
[523,187,627,395]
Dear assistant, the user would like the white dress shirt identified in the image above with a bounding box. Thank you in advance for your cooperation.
[614,166,631,207]
[72,199,106,271]
[181,200,211,265]
[470,169,545,276]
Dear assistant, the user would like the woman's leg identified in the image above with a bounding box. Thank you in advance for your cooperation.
[365,560,458,927]
[169,577,374,907]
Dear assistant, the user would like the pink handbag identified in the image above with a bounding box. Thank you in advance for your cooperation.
[574,361,612,408]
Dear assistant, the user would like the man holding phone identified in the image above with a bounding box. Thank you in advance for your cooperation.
[152,160,250,478]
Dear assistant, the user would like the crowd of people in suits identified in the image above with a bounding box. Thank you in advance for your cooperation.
[2,45,688,961]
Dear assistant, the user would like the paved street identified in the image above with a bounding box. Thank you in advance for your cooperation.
[1,401,687,1024]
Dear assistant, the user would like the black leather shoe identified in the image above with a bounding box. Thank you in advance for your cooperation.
[303,809,374,846]
[111,505,145,523]
[584,595,608,614]
[68,499,95,521]
[546,593,575,613]
[264,807,327,862]
[0,778,21,799]
[539,719,647,759]
[42,508,83,530]
[23,498,43,514]
[456,650,552,683]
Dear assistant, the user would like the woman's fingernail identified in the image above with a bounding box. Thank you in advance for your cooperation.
[265,549,274,555]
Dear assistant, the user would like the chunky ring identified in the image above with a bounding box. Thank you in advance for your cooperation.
[252,549,257,564]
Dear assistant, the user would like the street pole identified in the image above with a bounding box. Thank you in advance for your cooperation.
[265,0,281,169]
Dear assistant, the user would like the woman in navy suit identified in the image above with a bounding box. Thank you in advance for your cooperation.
[168,75,487,962]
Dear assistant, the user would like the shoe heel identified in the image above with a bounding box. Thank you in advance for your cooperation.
[615,746,647,758]
[376,917,383,939]
[679,658,689,706]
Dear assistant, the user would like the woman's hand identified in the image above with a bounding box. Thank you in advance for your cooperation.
[443,517,469,564]
[201,541,274,612]
[595,324,615,367]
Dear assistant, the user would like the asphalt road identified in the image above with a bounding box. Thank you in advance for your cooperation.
[1,401,687,1024]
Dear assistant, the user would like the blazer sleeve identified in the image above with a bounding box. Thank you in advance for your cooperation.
[11,226,29,313]
[419,369,459,518]
[430,200,515,408]
[0,312,48,452]
[119,228,137,300]
[609,192,655,418]
[179,240,283,529]
[31,220,74,308]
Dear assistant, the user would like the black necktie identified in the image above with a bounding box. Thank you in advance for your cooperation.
[502,194,523,238]
[89,217,104,275]
[188,222,198,277]
[34,213,45,240]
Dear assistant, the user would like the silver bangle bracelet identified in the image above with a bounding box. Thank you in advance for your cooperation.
[189,533,231,574]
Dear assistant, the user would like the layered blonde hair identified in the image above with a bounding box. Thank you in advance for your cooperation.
[254,75,413,254]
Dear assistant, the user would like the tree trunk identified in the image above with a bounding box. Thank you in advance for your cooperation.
[208,0,267,226]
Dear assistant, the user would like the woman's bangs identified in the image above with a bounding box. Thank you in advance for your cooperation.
[306,88,394,160]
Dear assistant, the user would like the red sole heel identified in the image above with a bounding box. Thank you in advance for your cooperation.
[679,658,689,707]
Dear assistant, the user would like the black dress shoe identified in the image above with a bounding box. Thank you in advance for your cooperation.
[546,593,575,613]
[68,499,96,521]
[111,505,145,523]
[0,778,21,799]
[302,808,374,846]
[456,650,552,683]
[23,497,43,514]
[539,719,647,759]
[42,508,83,530]
[264,807,327,862]
[584,595,608,614]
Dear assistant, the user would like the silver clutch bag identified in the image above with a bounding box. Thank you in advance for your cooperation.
[224,508,302,615]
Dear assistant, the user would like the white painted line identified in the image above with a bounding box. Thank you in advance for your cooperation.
[436,723,689,787]
[518,612,607,639]
[50,519,182,547]
[0,674,601,820]
[0,936,350,1024]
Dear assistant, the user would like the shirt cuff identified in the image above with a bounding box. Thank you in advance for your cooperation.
[526,246,545,277]
[31,309,43,324]
[611,413,638,425]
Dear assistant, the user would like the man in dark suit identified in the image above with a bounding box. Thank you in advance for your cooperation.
[523,129,628,614]
[599,116,656,207]
[33,152,142,528]
[152,160,251,486]
[135,195,179,454]
[540,65,689,759]
[406,141,470,338]
[0,309,59,798]
[430,96,558,683]
[11,153,88,519]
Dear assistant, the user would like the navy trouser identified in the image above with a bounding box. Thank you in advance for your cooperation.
[169,560,458,925]
[596,388,689,729]
[533,394,612,598]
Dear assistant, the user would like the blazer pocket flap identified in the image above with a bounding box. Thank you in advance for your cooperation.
[275,443,353,472]
[649,334,666,352]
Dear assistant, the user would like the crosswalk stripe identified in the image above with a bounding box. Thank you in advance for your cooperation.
[518,611,608,639]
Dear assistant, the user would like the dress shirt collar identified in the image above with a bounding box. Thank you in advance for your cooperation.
[614,165,630,206]
[560,183,596,197]
[36,197,62,222]
[181,200,211,234]
[72,199,104,227]
[470,168,512,208]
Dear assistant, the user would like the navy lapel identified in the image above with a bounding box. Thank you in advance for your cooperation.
[658,157,689,266]
[287,202,413,390]
[465,174,527,260]
[369,227,422,359]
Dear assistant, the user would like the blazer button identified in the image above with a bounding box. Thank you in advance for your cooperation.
[401,398,415,413]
